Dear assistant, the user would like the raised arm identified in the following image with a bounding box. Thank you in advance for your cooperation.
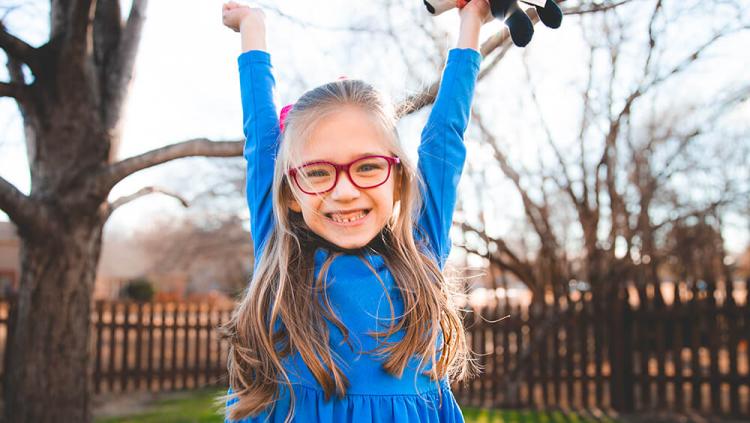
[415,1,488,269]
[224,2,278,261]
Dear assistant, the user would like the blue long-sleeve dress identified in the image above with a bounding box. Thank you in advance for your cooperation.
[226,47,481,423]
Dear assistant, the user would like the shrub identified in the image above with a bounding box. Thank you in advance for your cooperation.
[121,277,155,302]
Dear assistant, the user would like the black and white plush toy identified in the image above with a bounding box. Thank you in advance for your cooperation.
[423,0,562,47]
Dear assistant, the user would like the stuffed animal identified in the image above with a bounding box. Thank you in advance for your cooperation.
[422,0,562,47]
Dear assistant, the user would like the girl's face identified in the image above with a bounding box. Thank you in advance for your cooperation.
[287,105,399,250]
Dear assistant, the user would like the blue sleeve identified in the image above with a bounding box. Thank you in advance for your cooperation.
[238,50,280,264]
[416,48,481,269]
[225,387,238,423]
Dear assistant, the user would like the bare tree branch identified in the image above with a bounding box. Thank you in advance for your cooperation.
[90,0,150,162]
[397,1,636,117]
[0,81,22,98]
[49,0,95,60]
[472,109,562,264]
[0,20,38,67]
[397,1,577,117]
[578,29,596,210]
[93,0,122,88]
[113,0,148,102]
[0,175,52,236]
[637,25,750,98]
[258,1,390,34]
[653,196,737,232]
[642,0,663,77]
[523,56,580,210]
[105,185,189,219]
[477,43,512,81]
[458,221,540,294]
[99,138,243,191]
[7,54,24,84]
[564,0,635,15]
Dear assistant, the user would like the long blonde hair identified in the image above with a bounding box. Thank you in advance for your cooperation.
[219,79,477,422]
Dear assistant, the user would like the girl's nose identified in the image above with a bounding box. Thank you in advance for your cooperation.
[330,172,360,201]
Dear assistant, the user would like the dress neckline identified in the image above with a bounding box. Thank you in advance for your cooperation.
[289,214,389,272]
[304,231,389,273]
[296,224,389,257]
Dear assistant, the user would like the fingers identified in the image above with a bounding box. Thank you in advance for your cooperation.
[223,1,241,11]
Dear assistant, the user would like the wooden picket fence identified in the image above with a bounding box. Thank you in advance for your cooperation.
[452,279,750,418]
[89,300,234,393]
[0,278,748,418]
[0,299,235,393]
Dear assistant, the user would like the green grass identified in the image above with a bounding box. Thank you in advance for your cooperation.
[95,387,226,423]
[95,388,614,423]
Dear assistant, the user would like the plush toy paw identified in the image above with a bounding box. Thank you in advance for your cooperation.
[421,0,562,48]
[492,0,534,47]
[521,0,562,29]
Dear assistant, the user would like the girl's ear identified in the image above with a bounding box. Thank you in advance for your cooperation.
[393,167,402,203]
[284,176,302,212]
[288,196,302,213]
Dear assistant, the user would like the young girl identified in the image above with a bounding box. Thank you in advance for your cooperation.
[220,1,491,421]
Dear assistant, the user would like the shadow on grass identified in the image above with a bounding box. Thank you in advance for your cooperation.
[462,407,619,423]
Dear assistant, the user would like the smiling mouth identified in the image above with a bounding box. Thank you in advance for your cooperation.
[325,209,371,224]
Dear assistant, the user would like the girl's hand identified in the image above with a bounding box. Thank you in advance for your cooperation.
[456,0,491,50]
[222,1,265,33]
[459,0,493,25]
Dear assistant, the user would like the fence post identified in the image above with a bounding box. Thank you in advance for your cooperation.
[609,284,633,412]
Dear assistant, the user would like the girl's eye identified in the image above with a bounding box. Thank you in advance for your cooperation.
[355,160,385,173]
[302,164,334,178]
[306,169,330,178]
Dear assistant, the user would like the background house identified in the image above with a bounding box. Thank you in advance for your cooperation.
[0,219,242,302]
[94,228,191,300]
[0,222,19,297]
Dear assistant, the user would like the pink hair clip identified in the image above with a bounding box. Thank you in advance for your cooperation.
[279,104,293,132]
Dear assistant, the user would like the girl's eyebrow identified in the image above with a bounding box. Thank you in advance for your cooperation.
[306,151,388,163]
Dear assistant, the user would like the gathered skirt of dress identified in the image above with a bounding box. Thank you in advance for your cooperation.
[225,379,464,423]
[225,251,466,422]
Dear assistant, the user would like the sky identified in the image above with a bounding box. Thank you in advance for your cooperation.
[0,0,748,257]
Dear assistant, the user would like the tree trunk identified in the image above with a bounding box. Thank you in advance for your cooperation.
[1,32,111,418]
[4,219,104,423]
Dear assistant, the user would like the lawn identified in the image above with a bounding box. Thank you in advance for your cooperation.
[95,387,225,423]
[95,388,614,423]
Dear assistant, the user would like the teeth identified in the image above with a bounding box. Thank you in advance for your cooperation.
[330,210,367,223]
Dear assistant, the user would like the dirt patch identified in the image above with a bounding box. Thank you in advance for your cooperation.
[92,390,200,419]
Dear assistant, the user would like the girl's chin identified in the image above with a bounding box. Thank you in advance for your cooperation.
[326,234,372,250]
[319,228,378,250]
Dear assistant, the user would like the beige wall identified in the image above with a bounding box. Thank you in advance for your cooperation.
[0,221,195,300]
[0,221,20,295]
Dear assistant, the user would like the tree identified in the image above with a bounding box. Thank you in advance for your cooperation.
[0,2,241,421]
[458,0,750,303]
[663,214,729,285]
